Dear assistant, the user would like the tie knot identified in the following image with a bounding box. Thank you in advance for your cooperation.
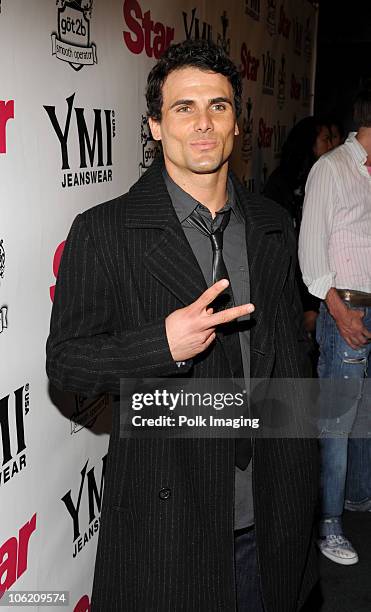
[214,207,231,233]
[187,208,231,250]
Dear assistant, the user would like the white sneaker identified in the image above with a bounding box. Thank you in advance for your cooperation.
[317,535,359,565]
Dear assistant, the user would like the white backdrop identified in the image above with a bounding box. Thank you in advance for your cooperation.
[0,1,316,609]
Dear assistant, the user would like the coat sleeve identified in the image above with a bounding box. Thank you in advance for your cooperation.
[46,213,187,397]
[287,216,308,335]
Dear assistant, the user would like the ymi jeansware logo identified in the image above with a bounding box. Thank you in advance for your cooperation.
[273,120,286,158]
[181,7,230,55]
[44,93,115,188]
[304,17,312,63]
[262,50,275,96]
[266,0,277,36]
[182,7,212,42]
[245,0,260,21]
[293,17,303,56]
[0,384,30,488]
[51,0,97,71]
[242,175,255,193]
[62,455,106,558]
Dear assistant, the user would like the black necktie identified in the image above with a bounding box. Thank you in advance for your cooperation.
[187,207,233,311]
[187,206,252,470]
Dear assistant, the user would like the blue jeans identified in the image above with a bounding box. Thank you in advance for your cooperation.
[316,302,371,536]
[346,437,371,505]
[235,527,264,611]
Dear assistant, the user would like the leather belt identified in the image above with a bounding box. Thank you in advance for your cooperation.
[337,289,371,307]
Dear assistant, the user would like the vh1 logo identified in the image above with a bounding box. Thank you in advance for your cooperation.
[0,100,14,154]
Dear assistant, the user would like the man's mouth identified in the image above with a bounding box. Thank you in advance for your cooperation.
[190,140,218,151]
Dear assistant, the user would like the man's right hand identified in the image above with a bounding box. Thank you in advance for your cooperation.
[326,287,371,349]
[334,308,371,349]
[165,279,255,362]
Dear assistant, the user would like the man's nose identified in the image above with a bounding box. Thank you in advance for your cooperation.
[194,109,213,132]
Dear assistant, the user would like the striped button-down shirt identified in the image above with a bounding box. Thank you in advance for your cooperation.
[299,132,371,299]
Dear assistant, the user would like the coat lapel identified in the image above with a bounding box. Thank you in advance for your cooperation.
[123,158,207,306]
[232,176,291,368]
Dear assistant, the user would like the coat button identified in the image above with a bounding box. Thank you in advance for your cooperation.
[159,487,171,500]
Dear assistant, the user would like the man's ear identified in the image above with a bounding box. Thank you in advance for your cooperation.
[234,121,239,136]
[148,117,162,141]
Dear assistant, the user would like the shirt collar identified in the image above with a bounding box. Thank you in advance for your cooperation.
[345,131,368,165]
[163,169,242,223]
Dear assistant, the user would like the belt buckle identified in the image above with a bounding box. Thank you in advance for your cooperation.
[343,290,352,302]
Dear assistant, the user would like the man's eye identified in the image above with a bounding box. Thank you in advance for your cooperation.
[177,106,191,113]
[212,104,226,111]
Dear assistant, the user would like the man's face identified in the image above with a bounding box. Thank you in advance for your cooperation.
[149,67,239,177]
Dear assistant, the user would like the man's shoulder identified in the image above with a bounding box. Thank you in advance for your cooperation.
[316,140,352,170]
[79,192,130,225]
[80,157,165,226]
[306,144,353,189]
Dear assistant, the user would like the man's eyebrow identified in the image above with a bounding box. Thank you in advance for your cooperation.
[169,99,194,109]
[169,97,233,110]
[209,97,233,106]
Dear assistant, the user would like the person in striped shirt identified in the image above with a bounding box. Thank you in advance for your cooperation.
[299,90,371,566]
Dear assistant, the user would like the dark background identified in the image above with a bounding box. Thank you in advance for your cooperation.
[314,2,371,132]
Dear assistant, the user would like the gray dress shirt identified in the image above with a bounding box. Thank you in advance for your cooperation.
[164,170,254,529]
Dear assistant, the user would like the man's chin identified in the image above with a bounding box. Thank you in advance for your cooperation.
[187,159,226,174]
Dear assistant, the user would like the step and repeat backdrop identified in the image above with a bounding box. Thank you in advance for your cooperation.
[0,0,316,609]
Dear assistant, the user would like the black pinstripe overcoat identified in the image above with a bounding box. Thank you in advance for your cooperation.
[46,157,318,612]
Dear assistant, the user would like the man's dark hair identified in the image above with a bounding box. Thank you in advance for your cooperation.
[279,116,329,187]
[145,39,242,121]
[353,89,371,128]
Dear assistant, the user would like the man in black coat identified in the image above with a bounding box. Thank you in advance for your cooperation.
[46,40,318,611]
